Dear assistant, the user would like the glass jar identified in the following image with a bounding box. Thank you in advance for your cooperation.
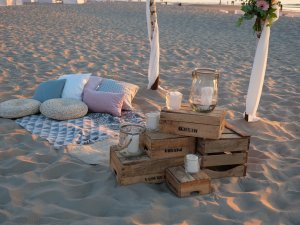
[189,68,219,113]
[118,124,145,154]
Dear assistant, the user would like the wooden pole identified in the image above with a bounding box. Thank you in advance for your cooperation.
[149,0,159,90]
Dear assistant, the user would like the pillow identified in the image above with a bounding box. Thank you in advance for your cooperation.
[83,89,124,117]
[84,76,102,91]
[32,79,66,103]
[97,78,139,110]
[58,73,91,100]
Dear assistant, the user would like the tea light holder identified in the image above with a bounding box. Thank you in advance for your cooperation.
[118,124,145,154]
[185,154,200,174]
[166,91,183,110]
[145,112,160,131]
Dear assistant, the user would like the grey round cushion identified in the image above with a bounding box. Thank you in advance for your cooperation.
[0,99,41,119]
[40,98,88,120]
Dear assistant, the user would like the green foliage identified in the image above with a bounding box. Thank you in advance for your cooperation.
[237,0,281,34]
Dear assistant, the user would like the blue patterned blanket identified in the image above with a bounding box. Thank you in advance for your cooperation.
[16,111,145,149]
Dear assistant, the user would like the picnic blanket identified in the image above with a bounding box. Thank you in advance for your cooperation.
[16,111,145,164]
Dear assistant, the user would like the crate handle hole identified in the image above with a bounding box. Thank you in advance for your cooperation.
[113,169,117,176]
[190,191,200,196]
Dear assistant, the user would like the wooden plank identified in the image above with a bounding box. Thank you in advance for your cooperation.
[119,172,165,185]
[221,133,241,139]
[197,138,249,154]
[146,131,183,140]
[225,121,250,137]
[144,132,196,159]
[169,166,195,183]
[203,165,247,179]
[160,109,226,126]
[166,170,181,196]
[162,105,225,117]
[160,119,224,139]
[201,152,247,167]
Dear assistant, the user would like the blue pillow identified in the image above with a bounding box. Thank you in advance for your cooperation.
[33,79,66,103]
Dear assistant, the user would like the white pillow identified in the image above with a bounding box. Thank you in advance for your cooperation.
[59,73,91,100]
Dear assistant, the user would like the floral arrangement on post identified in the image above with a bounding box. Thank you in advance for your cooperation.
[237,0,281,38]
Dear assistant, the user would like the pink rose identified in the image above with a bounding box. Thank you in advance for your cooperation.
[256,0,270,11]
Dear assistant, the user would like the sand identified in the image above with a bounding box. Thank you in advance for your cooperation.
[0,2,299,224]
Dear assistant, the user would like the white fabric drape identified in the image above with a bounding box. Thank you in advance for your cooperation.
[146,0,160,89]
[244,7,279,122]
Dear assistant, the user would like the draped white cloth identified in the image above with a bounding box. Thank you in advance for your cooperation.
[146,0,160,89]
[244,7,279,122]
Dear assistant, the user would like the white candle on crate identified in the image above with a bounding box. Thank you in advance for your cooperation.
[127,135,140,154]
[185,154,200,174]
[201,87,213,106]
[166,91,183,110]
[146,112,160,131]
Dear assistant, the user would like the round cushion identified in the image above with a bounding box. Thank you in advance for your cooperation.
[40,98,88,120]
[0,99,41,119]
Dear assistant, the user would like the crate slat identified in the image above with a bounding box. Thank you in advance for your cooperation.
[143,131,196,159]
[201,152,247,167]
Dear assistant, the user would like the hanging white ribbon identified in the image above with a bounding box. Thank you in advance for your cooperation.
[244,7,279,122]
[146,0,160,89]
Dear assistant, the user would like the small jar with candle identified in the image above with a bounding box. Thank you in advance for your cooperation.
[145,112,160,131]
[118,124,145,155]
[166,91,183,111]
[189,68,219,113]
[185,154,200,174]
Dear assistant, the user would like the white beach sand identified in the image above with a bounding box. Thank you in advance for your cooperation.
[0,2,299,224]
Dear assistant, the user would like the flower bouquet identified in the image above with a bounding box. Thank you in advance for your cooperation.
[237,0,281,38]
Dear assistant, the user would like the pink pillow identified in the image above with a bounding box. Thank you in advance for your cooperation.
[83,89,124,117]
[84,76,102,91]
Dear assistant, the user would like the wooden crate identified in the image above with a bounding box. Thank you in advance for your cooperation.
[110,145,184,185]
[196,122,250,178]
[166,166,212,197]
[197,122,250,154]
[202,165,247,179]
[143,131,196,159]
[159,105,226,139]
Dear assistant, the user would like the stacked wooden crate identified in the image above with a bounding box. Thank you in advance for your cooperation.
[197,122,250,178]
[110,128,197,185]
[109,104,250,196]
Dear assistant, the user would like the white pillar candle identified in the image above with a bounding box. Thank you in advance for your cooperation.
[201,87,213,106]
[185,154,200,174]
[166,91,183,110]
[146,112,160,131]
[127,134,140,154]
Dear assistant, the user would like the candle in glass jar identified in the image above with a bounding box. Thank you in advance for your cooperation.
[127,135,140,154]
[185,154,200,174]
[146,112,160,131]
[166,91,183,110]
[201,87,213,106]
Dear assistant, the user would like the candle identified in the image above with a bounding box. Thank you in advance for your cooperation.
[146,112,160,131]
[185,154,200,174]
[166,91,183,110]
[127,134,140,154]
[201,87,213,106]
